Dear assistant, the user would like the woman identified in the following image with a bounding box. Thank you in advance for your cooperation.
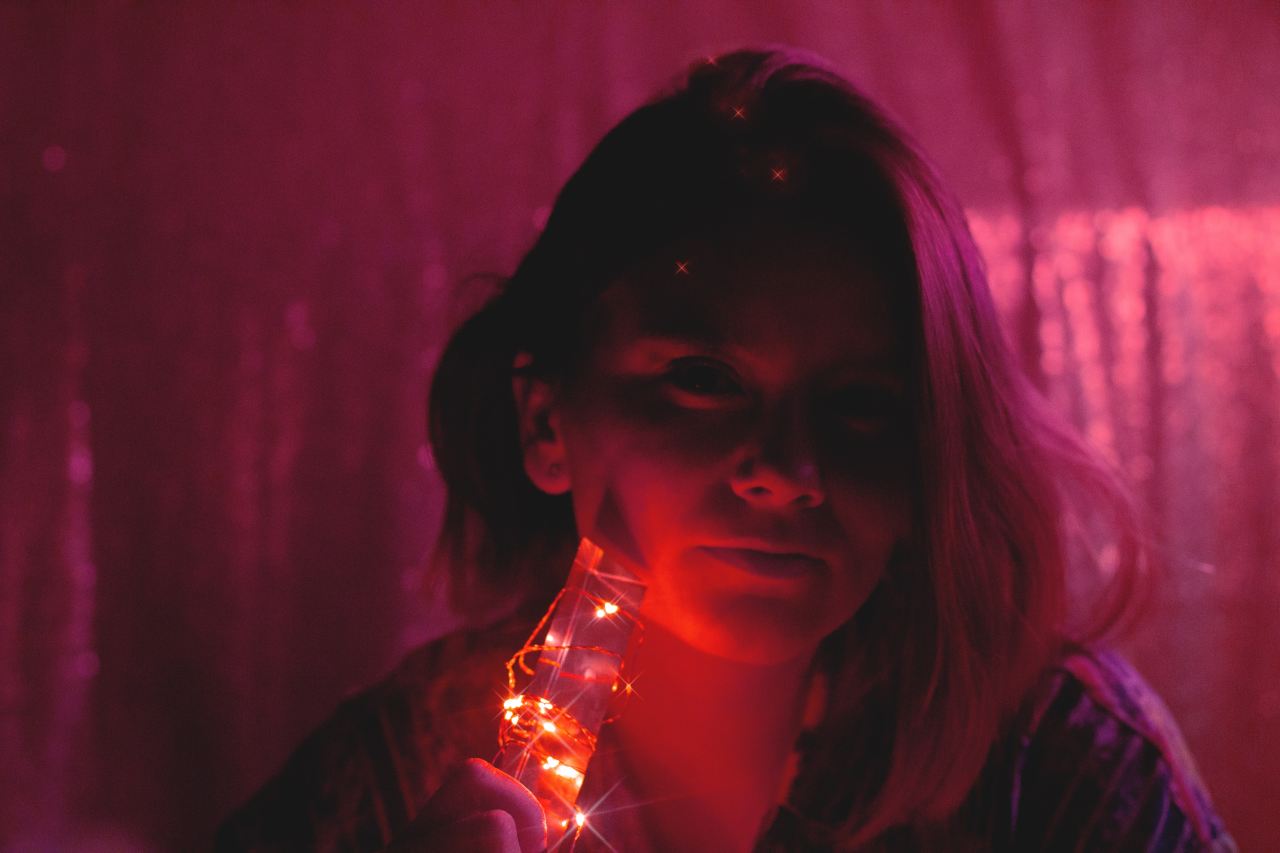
[217,46,1235,851]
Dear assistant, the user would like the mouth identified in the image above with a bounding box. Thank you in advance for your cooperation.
[698,546,827,580]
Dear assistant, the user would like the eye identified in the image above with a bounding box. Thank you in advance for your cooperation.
[662,358,744,398]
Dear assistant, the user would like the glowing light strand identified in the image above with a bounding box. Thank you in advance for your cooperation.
[496,537,646,850]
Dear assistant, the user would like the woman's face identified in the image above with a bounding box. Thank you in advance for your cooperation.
[522,216,914,665]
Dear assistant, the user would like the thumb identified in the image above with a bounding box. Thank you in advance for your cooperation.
[411,759,547,853]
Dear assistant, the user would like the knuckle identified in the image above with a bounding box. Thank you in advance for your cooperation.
[454,757,493,781]
[471,807,518,832]
[460,809,521,850]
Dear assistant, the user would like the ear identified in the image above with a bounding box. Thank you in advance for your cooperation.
[511,351,571,495]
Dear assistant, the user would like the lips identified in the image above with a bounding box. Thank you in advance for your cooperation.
[699,546,827,579]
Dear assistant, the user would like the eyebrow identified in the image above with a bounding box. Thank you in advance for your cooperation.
[614,284,905,373]
[628,328,906,380]
[635,322,729,353]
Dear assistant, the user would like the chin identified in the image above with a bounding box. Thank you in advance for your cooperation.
[673,596,843,665]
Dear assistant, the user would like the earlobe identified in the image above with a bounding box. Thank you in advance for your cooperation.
[512,352,571,495]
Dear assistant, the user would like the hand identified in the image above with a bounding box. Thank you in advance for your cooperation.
[382,758,547,853]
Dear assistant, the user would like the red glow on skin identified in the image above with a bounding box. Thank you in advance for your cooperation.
[770,167,787,182]
[548,215,911,666]
[674,260,690,275]
[731,106,746,119]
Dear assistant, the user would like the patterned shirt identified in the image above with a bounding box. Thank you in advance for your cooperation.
[215,615,1236,851]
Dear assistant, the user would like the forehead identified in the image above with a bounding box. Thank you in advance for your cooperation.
[588,218,907,374]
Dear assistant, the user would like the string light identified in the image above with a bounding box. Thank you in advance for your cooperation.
[496,537,646,851]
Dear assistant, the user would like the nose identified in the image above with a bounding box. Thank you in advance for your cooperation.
[729,398,826,509]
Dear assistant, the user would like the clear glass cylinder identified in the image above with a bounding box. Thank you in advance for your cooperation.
[495,536,646,848]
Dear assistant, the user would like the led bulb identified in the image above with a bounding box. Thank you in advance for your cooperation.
[495,536,646,850]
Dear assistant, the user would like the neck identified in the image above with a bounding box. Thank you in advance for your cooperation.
[618,621,815,754]
[610,621,817,850]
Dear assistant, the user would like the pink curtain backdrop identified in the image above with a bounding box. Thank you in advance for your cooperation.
[3,2,1278,850]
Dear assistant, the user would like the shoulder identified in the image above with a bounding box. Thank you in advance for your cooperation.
[214,613,535,853]
[1004,644,1236,852]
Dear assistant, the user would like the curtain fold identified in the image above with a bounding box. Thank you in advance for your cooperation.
[2,3,1277,850]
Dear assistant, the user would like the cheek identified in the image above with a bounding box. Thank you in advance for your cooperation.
[559,395,730,570]
[566,383,739,492]
[829,475,912,545]
[821,432,914,536]
[819,439,914,613]
[611,383,746,460]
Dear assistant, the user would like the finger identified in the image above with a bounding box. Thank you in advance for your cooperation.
[416,759,547,853]
[383,809,521,853]
[439,809,524,853]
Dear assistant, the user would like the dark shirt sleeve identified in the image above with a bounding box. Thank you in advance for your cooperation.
[213,687,415,853]
[214,618,529,853]
[1008,648,1237,852]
